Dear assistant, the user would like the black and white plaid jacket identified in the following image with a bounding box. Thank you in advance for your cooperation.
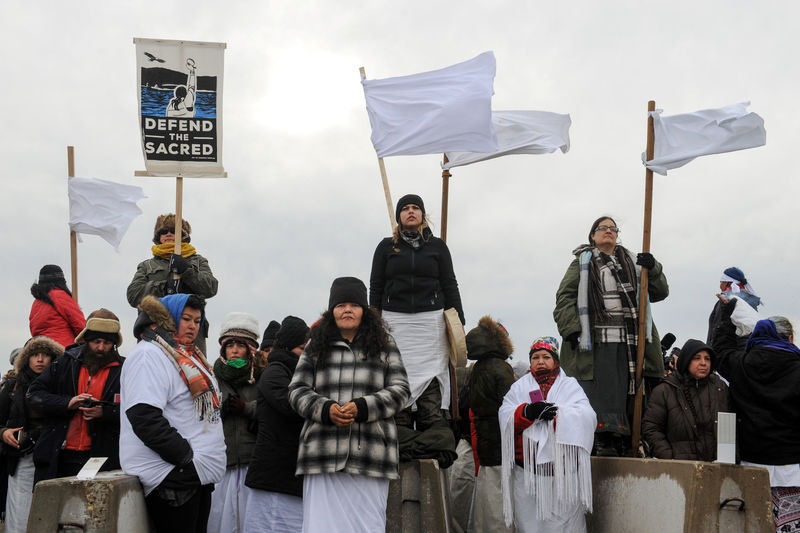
[288,335,409,479]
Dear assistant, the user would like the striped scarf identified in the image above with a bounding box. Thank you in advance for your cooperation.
[151,334,220,423]
[575,244,652,394]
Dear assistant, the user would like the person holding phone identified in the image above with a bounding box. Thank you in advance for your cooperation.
[499,336,596,533]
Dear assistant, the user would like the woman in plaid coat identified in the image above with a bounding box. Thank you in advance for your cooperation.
[289,277,410,533]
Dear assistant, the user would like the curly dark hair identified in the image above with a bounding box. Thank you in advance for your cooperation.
[306,306,391,361]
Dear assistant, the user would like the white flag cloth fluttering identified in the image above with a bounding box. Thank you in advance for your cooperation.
[68,177,146,251]
[643,102,766,175]
[362,52,498,157]
[443,110,571,170]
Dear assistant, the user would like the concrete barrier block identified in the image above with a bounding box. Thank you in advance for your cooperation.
[588,457,773,533]
[387,459,451,533]
[27,470,150,533]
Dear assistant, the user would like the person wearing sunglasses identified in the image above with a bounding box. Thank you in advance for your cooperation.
[553,215,669,457]
[126,213,218,355]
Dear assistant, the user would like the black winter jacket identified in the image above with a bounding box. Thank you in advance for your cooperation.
[0,370,44,474]
[713,311,800,465]
[245,347,304,496]
[27,345,123,483]
[370,228,465,323]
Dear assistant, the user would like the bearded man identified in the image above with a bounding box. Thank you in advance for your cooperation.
[27,308,124,484]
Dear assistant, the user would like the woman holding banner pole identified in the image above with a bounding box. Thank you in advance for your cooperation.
[553,216,668,457]
[369,194,463,467]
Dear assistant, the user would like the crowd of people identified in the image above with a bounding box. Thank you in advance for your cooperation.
[0,200,797,533]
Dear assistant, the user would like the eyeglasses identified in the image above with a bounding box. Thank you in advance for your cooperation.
[594,225,620,234]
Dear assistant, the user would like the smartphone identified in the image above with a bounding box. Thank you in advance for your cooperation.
[529,389,544,403]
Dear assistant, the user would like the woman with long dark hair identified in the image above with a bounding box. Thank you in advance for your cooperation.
[553,216,669,456]
[289,277,409,533]
[29,265,85,348]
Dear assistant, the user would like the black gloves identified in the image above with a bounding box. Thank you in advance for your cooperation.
[228,393,245,415]
[719,298,737,321]
[169,254,190,275]
[636,252,656,270]
[565,332,580,350]
[523,401,558,421]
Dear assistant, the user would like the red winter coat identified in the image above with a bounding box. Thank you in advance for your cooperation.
[29,289,85,348]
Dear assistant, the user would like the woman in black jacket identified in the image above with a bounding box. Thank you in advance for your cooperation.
[370,194,463,466]
[712,301,800,532]
[0,337,62,533]
[243,316,309,533]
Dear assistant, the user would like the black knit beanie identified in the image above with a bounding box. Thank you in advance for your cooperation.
[395,194,425,223]
[328,277,368,311]
[274,316,309,350]
[39,265,66,284]
[260,320,281,350]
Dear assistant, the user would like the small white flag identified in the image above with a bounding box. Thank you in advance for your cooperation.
[362,52,498,157]
[643,102,766,175]
[68,177,147,251]
[443,110,571,170]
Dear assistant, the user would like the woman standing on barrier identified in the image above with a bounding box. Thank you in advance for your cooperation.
[369,194,463,467]
[553,216,668,456]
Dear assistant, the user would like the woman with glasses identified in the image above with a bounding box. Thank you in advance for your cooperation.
[553,216,669,456]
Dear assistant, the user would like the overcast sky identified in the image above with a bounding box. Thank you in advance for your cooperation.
[2,1,797,373]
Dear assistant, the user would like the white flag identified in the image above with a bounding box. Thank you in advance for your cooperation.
[443,110,571,170]
[362,52,498,157]
[68,177,147,251]
[643,102,766,175]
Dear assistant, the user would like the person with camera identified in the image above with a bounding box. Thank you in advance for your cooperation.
[0,336,62,533]
[127,213,218,355]
[27,309,124,484]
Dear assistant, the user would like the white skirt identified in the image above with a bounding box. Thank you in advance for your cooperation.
[207,465,252,533]
[512,465,586,533]
[242,489,303,533]
[302,472,390,533]
[5,454,35,533]
[383,309,450,409]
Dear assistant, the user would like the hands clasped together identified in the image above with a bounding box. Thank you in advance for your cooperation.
[329,401,359,428]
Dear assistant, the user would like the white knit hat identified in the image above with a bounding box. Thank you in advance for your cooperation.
[218,312,260,349]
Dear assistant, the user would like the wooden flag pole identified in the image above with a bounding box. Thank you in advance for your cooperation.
[440,155,451,243]
[67,146,79,304]
[360,66,396,231]
[632,100,656,454]
[173,176,184,284]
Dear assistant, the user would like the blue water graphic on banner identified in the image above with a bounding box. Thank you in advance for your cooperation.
[140,87,217,118]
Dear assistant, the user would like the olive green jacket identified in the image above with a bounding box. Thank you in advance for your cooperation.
[553,254,669,380]
[126,254,218,308]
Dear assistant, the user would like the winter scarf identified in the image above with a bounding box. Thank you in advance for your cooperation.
[399,230,422,250]
[151,242,197,260]
[151,334,220,423]
[534,366,561,399]
[575,244,652,393]
[745,319,800,355]
[213,357,254,388]
[499,371,595,527]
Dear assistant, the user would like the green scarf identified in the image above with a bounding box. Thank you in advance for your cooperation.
[213,357,253,388]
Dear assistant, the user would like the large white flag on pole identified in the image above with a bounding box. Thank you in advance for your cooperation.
[362,52,498,157]
[68,177,146,251]
[442,110,570,170]
[643,101,766,175]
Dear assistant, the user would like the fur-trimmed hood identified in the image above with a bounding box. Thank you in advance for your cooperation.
[16,336,64,374]
[466,315,514,361]
[133,295,177,340]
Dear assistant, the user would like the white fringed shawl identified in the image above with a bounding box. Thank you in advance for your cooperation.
[499,371,596,527]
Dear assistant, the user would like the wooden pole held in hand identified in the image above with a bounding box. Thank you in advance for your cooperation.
[67,146,79,304]
[441,155,451,242]
[360,66,396,230]
[632,100,656,454]
[172,176,184,284]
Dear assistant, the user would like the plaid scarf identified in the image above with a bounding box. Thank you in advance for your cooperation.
[151,334,220,423]
[534,365,561,399]
[594,248,639,395]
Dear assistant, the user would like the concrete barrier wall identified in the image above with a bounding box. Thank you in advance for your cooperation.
[27,470,150,533]
[589,457,773,533]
